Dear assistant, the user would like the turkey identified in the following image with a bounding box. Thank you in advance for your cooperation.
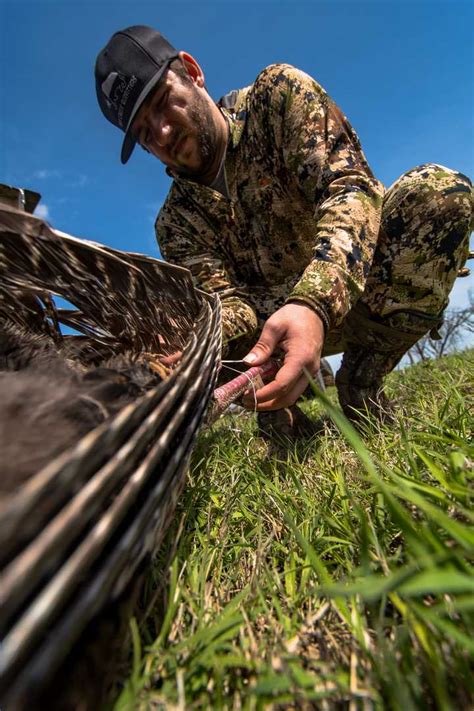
[0,185,222,708]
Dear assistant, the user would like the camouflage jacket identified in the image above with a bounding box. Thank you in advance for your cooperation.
[155,64,385,345]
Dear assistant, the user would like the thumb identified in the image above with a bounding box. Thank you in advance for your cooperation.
[243,322,280,366]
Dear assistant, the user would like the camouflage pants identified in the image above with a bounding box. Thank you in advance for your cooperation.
[323,163,472,358]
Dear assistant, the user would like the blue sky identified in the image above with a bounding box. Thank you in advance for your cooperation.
[1,0,473,359]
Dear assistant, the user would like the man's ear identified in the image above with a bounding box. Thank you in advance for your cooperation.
[177,50,205,87]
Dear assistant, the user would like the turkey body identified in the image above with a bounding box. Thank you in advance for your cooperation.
[0,325,161,496]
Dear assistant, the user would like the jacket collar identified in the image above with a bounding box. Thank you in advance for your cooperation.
[220,106,246,150]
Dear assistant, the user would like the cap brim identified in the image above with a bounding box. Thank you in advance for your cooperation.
[121,132,136,164]
[120,55,178,165]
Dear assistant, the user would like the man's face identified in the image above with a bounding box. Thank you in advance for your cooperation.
[131,63,222,180]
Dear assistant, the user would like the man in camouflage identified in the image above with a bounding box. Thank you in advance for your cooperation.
[95,26,472,430]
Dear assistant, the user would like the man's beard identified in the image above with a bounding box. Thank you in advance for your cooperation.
[175,90,220,180]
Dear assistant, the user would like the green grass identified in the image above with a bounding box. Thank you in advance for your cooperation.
[115,350,474,710]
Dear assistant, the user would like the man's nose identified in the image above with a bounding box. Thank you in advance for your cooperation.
[150,114,173,148]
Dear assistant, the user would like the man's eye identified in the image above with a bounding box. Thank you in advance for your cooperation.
[156,90,168,111]
[141,129,151,146]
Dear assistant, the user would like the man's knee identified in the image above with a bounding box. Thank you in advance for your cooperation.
[417,165,472,236]
[384,164,472,226]
[381,164,472,269]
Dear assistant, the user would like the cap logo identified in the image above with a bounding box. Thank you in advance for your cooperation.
[101,71,138,127]
[95,26,180,161]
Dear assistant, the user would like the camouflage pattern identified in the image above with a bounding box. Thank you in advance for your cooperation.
[155,64,472,359]
[360,164,472,317]
[333,163,472,420]
[156,64,384,341]
[325,163,473,357]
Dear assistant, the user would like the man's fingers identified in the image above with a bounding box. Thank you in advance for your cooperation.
[242,357,317,410]
[244,372,309,411]
[247,358,303,403]
[242,320,282,366]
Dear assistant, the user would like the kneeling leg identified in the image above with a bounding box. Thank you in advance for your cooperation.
[337,163,472,422]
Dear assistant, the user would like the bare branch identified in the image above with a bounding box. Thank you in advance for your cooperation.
[406,298,474,363]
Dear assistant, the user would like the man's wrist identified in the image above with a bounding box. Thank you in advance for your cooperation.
[285,297,329,333]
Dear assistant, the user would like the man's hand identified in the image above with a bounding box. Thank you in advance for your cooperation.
[241,303,325,411]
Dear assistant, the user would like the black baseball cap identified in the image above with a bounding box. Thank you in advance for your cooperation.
[95,26,179,164]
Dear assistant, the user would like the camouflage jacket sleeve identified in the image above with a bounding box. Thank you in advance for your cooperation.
[155,199,258,348]
[258,65,384,330]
